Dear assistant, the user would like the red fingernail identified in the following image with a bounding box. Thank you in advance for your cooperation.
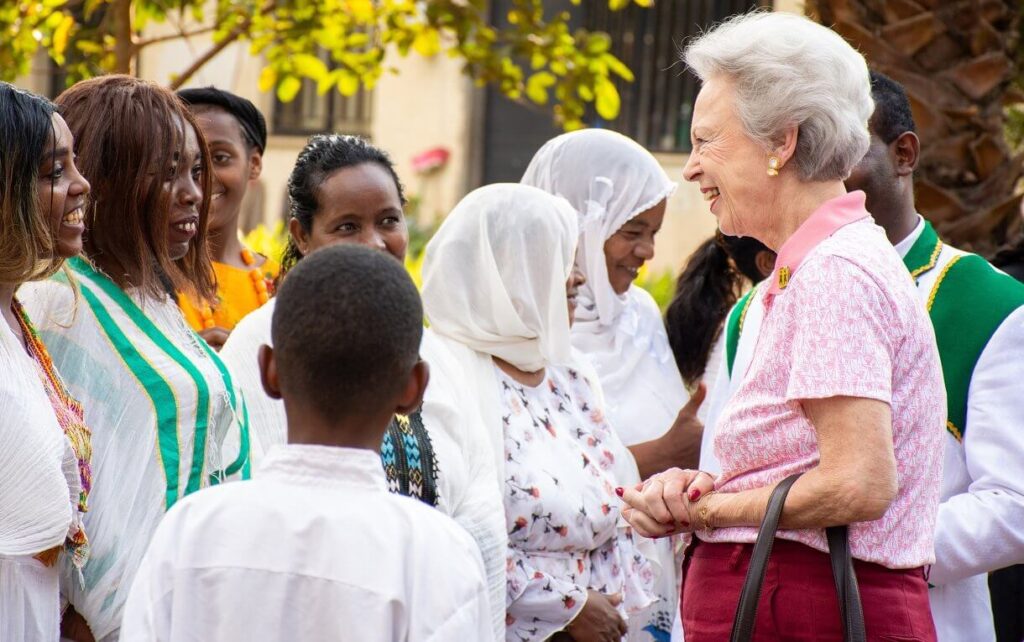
[689,489,702,501]
[615,487,624,497]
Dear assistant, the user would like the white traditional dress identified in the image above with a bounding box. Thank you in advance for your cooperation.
[422,184,656,642]
[220,298,508,640]
[522,129,686,641]
[0,310,77,642]
[705,214,1024,642]
[20,257,251,641]
[121,444,492,642]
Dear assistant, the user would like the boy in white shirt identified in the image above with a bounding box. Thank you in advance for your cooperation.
[121,244,492,641]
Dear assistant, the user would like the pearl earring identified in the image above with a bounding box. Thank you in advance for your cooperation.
[767,156,780,177]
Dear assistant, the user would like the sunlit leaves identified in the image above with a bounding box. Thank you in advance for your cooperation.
[2,0,645,128]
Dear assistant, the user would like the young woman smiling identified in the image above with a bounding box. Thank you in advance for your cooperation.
[176,88,277,349]
[20,76,252,642]
[0,82,92,642]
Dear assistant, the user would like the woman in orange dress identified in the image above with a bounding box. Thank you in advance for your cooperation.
[176,88,277,349]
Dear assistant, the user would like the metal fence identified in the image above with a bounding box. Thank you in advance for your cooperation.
[584,0,765,153]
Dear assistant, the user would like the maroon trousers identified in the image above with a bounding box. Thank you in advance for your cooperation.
[681,539,937,642]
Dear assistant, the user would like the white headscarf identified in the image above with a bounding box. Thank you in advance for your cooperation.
[423,183,579,373]
[522,129,687,445]
[423,184,581,480]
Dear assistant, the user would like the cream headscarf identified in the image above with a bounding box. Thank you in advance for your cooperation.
[423,183,581,480]
[522,129,687,445]
[423,183,579,373]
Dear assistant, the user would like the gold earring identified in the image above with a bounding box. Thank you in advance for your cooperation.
[767,156,780,177]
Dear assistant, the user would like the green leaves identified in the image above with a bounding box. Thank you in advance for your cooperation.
[526,70,556,103]
[276,75,301,101]
[3,0,647,129]
[594,75,620,119]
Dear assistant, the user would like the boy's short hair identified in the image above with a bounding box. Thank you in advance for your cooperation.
[271,244,423,418]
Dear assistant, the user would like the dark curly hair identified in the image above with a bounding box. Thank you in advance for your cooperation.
[869,70,916,145]
[279,134,406,276]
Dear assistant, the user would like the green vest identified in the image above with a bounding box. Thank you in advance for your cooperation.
[725,286,757,377]
[903,222,1024,441]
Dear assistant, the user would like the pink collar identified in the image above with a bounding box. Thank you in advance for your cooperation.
[766,191,870,296]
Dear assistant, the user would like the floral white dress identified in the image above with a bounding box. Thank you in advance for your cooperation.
[501,364,654,642]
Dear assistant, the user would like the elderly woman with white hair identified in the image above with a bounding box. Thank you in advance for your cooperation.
[619,12,945,641]
[423,184,656,642]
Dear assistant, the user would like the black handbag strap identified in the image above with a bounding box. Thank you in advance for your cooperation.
[728,473,866,642]
[826,526,866,641]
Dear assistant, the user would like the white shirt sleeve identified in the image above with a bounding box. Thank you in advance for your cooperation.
[929,306,1024,585]
[120,511,174,641]
[418,331,506,640]
[698,340,730,475]
[418,544,493,642]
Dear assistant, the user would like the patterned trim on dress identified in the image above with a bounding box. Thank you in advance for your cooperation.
[380,411,440,507]
[13,298,92,572]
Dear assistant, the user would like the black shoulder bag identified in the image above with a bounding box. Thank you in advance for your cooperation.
[729,473,866,642]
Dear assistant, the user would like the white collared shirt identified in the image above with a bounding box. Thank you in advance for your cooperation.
[121,444,491,642]
[893,215,926,258]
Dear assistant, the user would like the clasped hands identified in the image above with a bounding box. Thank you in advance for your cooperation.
[618,468,716,539]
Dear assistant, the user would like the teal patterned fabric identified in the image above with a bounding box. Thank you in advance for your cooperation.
[379,410,439,506]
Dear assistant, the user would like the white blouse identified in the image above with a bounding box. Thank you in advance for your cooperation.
[499,364,654,642]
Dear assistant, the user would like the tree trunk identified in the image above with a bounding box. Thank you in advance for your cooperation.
[112,0,133,74]
[811,0,1022,253]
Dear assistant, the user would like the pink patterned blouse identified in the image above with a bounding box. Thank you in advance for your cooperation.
[707,191,945,569]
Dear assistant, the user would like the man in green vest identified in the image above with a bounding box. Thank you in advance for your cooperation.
[702,71,1024,642]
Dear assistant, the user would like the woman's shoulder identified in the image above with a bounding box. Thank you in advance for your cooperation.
[801,222,913,302]
[19,272,88,334]
[222,298,275,351]
[627,284,661,311]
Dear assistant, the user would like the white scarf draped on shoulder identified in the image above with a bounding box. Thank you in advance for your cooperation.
[422,183,580,480]
[522,128,688,445]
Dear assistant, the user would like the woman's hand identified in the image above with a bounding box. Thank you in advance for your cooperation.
[198,326,230,351]
[628,384,706,479]
[564,591,628,642]
[619,469,715,538]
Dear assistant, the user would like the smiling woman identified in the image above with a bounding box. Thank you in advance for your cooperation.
[218,134,510,639]
[18,75,252,642]
[0,81,92,642]
[621,12,945,642]
[176,88,277,346]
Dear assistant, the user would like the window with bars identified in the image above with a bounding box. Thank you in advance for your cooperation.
[584,0,765,153]
[273,54,373,137]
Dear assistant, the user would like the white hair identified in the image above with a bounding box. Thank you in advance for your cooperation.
[684,11,873,181]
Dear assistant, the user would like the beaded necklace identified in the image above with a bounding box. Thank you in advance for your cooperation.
[13,298,91,570]
[198,248,271,330]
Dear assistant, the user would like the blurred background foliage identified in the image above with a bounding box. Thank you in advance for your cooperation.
[1,0,652,129]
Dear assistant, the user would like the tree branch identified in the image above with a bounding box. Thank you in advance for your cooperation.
[169,1,276,89]
[112,0,133,73]
[135,26,217,50]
